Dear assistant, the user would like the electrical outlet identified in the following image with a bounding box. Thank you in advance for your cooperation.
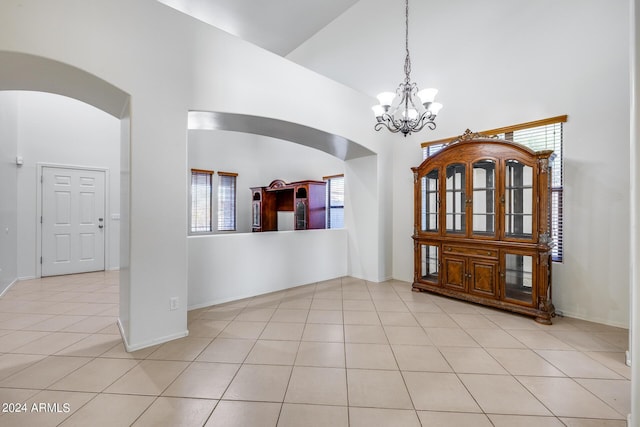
[170,297,178,311]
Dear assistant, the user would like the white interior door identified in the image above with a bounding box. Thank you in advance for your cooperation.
[41,167,106,276]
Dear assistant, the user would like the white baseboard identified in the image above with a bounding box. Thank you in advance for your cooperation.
[18,275,36,281]
[188,286,295,311]
[117,318,188,352]
[553,309,629,329]
[188,278,343,311]
[0,278,19,298]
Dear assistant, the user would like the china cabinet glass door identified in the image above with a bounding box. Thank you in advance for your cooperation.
[505,160,533,239]
[420,244,439,282]
[421,169,439,232]
[295,201,306,229]
[504,252,534,304]
[252,202,260,227]
[472,160,495,236]
[445,164,466,234]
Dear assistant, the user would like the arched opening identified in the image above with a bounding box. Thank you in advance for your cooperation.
[185,111,379,308]
[0,51,131,341]
[187,111,375,161]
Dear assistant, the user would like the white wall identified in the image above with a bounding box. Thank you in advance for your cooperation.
[13,91,120,279]
[0,92,18,294]
[119,101,131,343]
[344,154,380,281]
[630,1,639,423]
[189,230,347,308]
[0,0,389,350]
[290,0,632,327]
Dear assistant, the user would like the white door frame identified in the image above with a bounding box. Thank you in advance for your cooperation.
[36,162,110,278]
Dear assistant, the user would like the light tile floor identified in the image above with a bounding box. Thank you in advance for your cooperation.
[0,272,631,426]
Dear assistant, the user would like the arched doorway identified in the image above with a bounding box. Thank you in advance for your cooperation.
[0,50,131,340]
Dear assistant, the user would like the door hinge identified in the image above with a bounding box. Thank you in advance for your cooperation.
[40,256,42,264]
[40,216,43,224]
[40,175,43,183]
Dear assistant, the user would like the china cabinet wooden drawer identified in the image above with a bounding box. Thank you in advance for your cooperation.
[443,245,498,258]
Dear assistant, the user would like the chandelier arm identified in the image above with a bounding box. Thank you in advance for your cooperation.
[373,114,437,136]
[374,116,403,134]
[410,113,436,134]
[373,110,437,137]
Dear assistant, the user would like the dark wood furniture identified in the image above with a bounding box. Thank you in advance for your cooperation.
[412,131,555,323]
[251,179,326,232]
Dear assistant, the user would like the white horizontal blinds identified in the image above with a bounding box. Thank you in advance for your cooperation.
[217,172,237,231]
[497,122,564,262]
[496,122,563,188]
[191,169,213,233]
[423,143,445,160]
[325,175,344,229]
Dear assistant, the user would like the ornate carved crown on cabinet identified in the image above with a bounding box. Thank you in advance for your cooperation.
[412,131,555,324]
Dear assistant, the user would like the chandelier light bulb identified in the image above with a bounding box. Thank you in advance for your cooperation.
[428,102,443,116]
[376,92,396,107]
[372,104,386,118]
[417,88,438,104]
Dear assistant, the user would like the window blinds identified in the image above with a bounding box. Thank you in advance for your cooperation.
[191,169,213,233]
[217,173,237,231]
[325,175,345,229]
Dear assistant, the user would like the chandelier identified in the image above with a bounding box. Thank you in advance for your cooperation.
[372,0,442,137]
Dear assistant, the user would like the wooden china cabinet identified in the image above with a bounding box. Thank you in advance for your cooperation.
[251,179,326,232]
[412,130,555,324]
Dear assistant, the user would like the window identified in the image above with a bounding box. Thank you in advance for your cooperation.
[422,115,566,262]
[217,172,237,231]
[190,169,213,233]
[424,142,446,159]
[324,174,344,229]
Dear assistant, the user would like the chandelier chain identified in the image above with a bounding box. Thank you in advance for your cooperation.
[404,0,411,84]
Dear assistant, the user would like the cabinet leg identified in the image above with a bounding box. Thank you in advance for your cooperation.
[536,300,555,325]
[535,315,552,325]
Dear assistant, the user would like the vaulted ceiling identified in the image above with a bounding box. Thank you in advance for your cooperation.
[157,0,359,56]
